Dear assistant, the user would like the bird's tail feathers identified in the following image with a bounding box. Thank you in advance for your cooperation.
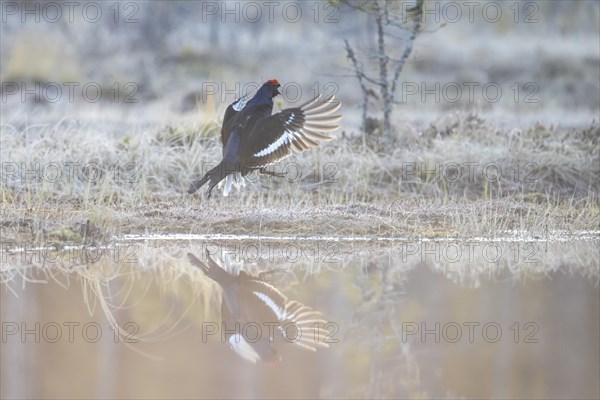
[188,173,211,195]
[188,163,229,197]
[188,251,232,284]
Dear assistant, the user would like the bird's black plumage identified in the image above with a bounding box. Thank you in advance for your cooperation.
[188,251,329,364]
[188,79,341,197]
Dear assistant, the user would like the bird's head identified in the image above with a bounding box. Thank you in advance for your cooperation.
[247,79,281,106]
[265,79,281,98]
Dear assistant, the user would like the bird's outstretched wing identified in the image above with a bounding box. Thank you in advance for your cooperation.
[277,300,330,352]
[244,278,330,352]
[246,95,341,168]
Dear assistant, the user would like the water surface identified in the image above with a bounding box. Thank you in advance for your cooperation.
[1,235,598,399]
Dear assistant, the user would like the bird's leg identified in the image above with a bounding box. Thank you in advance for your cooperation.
[259,168,285,178]
[206,171,225,199]
[205,187,213,199]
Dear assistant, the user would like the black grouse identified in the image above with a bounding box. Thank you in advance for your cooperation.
[188,250,330,364]
[188,79,341,197]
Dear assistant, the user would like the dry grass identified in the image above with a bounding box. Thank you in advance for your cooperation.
[1,112,598,245]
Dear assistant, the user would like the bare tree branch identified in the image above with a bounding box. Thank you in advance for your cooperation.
[343,0,425,141]
[390,18,421,105]
[344,39,369,143]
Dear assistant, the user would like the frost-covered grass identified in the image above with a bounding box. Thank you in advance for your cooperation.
[1,111,598,246]
[1,0,598,245]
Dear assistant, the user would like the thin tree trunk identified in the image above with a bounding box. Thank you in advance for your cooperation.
[390,18,421,104]
[344,39,369,146]
[375,2,391,137]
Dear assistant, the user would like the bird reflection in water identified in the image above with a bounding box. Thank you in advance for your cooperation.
[188,250,330,364]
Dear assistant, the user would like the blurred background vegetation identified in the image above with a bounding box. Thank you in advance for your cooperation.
[1,0,598,129]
